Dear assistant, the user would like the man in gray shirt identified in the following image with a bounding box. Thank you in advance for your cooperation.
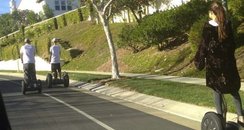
[50,38,61,79]
[20,38,37,87]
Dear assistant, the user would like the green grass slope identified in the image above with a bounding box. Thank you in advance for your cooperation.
[33,21,123,71]
[1,21,244,79]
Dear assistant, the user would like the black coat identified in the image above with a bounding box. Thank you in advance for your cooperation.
[194,21,240,94]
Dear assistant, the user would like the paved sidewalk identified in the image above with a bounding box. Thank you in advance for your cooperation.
[66,70,244,91]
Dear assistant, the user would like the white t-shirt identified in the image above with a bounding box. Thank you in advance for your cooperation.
[50,45,60,63]
[20,43,35,64]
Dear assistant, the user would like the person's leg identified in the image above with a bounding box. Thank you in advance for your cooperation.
[30,63,37,83]
[51,64,57,79]
[230,91,244,126]
[213,90,223,115]
[230,91,243,116]
[57,63,61,79]
[23,64,30,85]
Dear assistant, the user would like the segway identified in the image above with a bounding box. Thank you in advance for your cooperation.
[201,94,242,130]
[46,72,69,88]
[21,79,42,95]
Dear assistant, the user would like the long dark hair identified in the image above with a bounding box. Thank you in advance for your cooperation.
[210,1,228,42]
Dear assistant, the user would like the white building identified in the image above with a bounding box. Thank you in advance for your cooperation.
[113,0,190,23]
[148,0,190,14]
[9,0,17,13]
[17,0,80,16]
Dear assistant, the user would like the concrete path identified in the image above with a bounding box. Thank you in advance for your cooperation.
[66,70,244,91]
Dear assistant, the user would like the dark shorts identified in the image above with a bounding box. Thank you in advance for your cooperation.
[51,63,61,73]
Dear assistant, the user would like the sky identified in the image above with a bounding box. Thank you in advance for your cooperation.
[0,0,20,15]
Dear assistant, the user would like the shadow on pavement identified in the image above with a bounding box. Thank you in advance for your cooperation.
[0,91,12,130]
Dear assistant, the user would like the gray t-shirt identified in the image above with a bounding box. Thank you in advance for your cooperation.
[20,43,35,64]
[50,45,60,63]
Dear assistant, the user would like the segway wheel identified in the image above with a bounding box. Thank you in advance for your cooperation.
[46,73,52,88]
[37,80,42,94]
[21,81,26,95]
[63,73,69,88]
[201,112,225,130]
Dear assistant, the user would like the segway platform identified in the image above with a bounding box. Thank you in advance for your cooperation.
[46,72,69,88]
[21,79,42,95]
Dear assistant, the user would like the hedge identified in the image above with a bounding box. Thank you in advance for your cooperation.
[0,6,88,47]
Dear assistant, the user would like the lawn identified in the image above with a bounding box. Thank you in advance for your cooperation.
[61,72,244,114]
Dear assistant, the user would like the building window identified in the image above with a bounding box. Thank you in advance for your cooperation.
[61,0,66,10]
[67,0,72,11]
[55,0,60,10]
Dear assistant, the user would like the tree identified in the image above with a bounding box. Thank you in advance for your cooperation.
[91,0,120,79]
[26,10,41,25]
[43,4,54,19]
[12,10,40,26]
[0,10,41,38]
[0,14,14,37]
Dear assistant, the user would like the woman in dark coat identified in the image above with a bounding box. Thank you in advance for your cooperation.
[194,1,244,125]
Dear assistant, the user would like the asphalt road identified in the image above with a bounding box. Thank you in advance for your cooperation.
[0,74,198,130]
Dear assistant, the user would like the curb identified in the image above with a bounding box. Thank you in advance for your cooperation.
[70,82,238,123]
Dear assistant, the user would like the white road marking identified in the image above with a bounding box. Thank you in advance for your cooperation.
[43,93,115,130]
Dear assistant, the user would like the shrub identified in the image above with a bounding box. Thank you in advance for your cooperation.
[11,44,20,59]
[77,8,84,22]
[118,24,149,53]
[0,44,19,60]
[2,35,16,45]
[228,0,244,22]
[25,30,35,39]
[53,18,58,30]
[66,48,83,59]
[63,15,67,27]
[65,9,82,26]
[189,15,208,53]
[119,0,210,51]
[57,15,65,29]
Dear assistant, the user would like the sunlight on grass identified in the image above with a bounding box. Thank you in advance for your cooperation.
[108,77,244,113]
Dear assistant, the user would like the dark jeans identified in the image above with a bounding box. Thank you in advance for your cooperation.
[51,63,61,79]
[23,63,37,85]
[214,90,243,116]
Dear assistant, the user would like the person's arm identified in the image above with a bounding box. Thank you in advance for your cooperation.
[20,54,23,63]
[49,46,52,63]
[49,53,52,63]
[20,47,23,63]
[59,45,61,58]
[33,45,36,56]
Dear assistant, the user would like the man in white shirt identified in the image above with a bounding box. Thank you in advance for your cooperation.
[50,38,61,79]
[20,38,37,86]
